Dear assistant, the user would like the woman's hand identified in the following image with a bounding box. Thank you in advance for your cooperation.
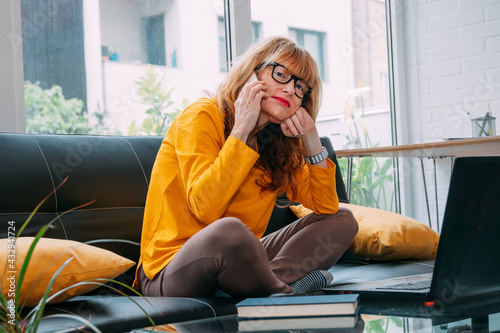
[281,107,328,168]
[230,81,268,144]
[280,107,316,138]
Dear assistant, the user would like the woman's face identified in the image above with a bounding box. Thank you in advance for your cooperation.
[256,60,305,126]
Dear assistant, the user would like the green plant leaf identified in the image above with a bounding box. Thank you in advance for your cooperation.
[132,66,183,136]
[30,257,75,332]
[379,158,393,176]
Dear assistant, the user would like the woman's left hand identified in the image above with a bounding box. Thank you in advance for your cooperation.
[281,107,328,168]
[280,107,316,139]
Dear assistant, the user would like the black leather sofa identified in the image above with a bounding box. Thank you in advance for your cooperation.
[0,132,433,332]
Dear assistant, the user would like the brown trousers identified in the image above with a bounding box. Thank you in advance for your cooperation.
[138,207,358,297]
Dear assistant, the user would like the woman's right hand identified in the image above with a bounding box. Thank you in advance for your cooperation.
[230,80,268,144]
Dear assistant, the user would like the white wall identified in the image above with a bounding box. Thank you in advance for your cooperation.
[100,0,144,63]
[403,0,500,142]
[400,0,500,226]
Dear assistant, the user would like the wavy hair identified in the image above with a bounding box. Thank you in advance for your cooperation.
[217,36,322,202]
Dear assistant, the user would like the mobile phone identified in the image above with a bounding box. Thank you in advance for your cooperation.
[247,73,258,84]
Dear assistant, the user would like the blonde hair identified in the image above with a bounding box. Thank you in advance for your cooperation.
[217,36,323,199]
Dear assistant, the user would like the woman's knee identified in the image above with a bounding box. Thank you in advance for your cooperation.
[335,207,359,237]
[207,217,257,251]
[211,217,250,236]
[316,207,358,238]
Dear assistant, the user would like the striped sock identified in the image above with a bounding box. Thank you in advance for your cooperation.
[289,270,334,294]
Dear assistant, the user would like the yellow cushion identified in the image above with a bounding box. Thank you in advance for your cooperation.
[1,237,135,307]
[290,203,439,261]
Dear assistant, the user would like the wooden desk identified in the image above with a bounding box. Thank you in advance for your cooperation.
[336,136,500,231]
[336,136,500,158]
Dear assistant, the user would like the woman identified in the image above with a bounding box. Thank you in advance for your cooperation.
[135,36,358,297]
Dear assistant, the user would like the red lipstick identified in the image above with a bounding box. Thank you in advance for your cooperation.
[272,96,290,107]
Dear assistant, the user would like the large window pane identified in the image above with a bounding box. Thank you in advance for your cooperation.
[251,0,393,210]
[21,0,225,136]
[289,28,326,80]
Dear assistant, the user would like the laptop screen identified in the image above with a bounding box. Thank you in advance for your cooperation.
[430,156,500,304]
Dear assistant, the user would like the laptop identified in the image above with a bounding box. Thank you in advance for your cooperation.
[324,156,500,307]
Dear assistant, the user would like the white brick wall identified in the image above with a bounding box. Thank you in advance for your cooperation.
[404,0,500,141]
[400,0,500,225]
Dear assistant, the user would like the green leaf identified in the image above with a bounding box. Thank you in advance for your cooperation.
[390,317,403,327]
[145,108,159,115]
[132,65,182,136]
[375,158,391,175]
[165,87,175,100]
[30,257,75,332]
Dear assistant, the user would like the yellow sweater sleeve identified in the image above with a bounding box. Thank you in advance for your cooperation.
[291,158,340,215]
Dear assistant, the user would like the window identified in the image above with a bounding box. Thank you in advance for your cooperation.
[22,0,87,108]
[252,21,262,42]
[18,0,226,136]
[289,28,326,81]
[7,0,394,210]
[218,18,262,72]
[251,0,393,211]
[144,14,166,66]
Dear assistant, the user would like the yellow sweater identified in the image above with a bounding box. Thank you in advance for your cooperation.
[138,98,339,281]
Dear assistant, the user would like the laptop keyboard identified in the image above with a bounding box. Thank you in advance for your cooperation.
[376,279,431,290]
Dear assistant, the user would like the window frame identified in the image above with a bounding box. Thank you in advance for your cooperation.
[1,0,25,133]
[222,0,252,71]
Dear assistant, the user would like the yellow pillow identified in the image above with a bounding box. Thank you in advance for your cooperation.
[290,203,439,261]
[1,237,135,307]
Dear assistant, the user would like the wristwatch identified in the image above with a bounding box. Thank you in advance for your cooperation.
[305,147,328,164]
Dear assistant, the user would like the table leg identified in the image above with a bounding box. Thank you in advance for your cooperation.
[433,158,440,233]
[420,158,433,230]
[347,156,353,202]
[471,315,489,332]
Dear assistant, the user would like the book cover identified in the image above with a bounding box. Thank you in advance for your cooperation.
[236,294,360,319]
[238,312,361,332]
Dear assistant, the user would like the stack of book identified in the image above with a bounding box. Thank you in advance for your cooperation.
[236,294,360,332]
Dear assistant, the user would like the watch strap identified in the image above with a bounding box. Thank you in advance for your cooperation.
[305,147,328,164]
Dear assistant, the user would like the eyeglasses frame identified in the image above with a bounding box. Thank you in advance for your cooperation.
[257,61,313,100]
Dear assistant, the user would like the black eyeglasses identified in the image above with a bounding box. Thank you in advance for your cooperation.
[266,62,313,99]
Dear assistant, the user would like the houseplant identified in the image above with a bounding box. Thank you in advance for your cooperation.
[340,85,394,211]
[128,65,187,136]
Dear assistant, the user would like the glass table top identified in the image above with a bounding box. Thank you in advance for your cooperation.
[130,312,500,332]
[130,296,500,332]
